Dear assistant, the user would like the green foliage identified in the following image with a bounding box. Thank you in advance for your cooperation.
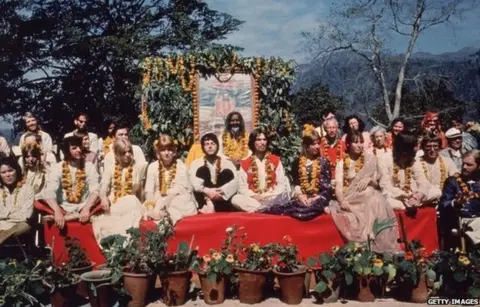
[0,259,45,306]
[309,250,343,295]
[393,240,435,287]
[238,242,275,271]
[64,236,90,269]
[163,241,199,273]
[270,235,302,273]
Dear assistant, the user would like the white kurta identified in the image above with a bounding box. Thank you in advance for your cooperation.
[413,156,458,200]
[189,157,239,200]
[0,184,34,230]
[144,160,197,224]
[231,156,291,212]
[25,170,48,200]
[44,161,100,213]
[64,131,100,154]
[19,131,53,154]
[92,161,147,245]
[378,152,436,210]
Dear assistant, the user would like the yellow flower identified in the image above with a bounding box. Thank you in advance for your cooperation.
[212,253,221,261]
[331,246,339,253]
[251,244,260,252]
[203,255,211,262]
[354,242,362,249]
[458,255,471,266]
[374,259,384,268]
[226,254,234,263]
[345,256,353,263]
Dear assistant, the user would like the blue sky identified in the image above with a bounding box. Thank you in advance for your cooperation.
[206,0,480,63]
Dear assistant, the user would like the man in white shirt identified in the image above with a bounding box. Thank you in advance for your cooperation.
[102,122,146,170]
[441,128,463,170]
[64,112,99,154]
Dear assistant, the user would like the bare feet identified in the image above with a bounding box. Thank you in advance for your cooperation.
[199,200,215,214]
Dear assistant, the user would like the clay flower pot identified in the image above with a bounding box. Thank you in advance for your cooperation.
[411,273,429,303]
[356,274,375,302]
[313,272,341,304]
[236,267,270,304]
[80,270,114,307]
[50,284,78,307]
[123,271,153,307]
[161,270,192,306]
[274,267,307,305]
[199,272,226,305]
[71,262,95,298]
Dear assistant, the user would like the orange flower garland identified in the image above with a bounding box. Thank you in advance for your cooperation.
[454,173,480,203]
[103,136,113,155]
[222,131,249,161]
[204,157,222,185]
[392,163,412,193]
[250,153,275,194]
[2,178,26,207]
[421,156,447,190]
[61,161,86,204]
[112,162,133,203]
[343,153,364,192]
[159,160,177,197]
[299,156,321,196]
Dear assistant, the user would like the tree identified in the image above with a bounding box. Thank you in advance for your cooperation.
[303,0,477,126]
[292,83,344,128]
[2,0,243,142]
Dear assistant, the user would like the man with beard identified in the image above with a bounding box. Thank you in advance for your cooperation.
[219,112,251,169]
[18,112,53,154]
[64,112,99,154]
[441,128,464,170]
[414,133,458,203]
[231,128,291,212]
[438,150,480,249]
[189,133,239,213]
[319,118,345,181]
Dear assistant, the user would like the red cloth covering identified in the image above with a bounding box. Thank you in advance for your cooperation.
[43,207,439,266]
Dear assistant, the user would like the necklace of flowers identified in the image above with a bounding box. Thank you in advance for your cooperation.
[204,157,222,185]
[2,178,26,207]
[343,153,364,192]
[112,161,134,203]
[392,162,412,193]
[103,136,113,154]
[421,156,447,190]
[321,137,342,172]
[299,156,321,196]
[222,131,249,161]
[159,159,177,196]
[454,173,480,202]
[61,161,86,204]
[250,153,274,194]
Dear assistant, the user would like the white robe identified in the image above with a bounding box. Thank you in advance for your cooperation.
[44,161,100,213]
[413,156,458,201]
[0,184,34,231]
[91,161,147,245]
[144,160,197,224]
[231,156,291,212]
[19,131,53,154]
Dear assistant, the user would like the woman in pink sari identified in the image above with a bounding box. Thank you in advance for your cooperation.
[328,131,399,253]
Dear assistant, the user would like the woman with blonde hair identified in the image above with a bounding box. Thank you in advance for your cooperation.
[144,135,197,224]
[20,142,48,200]
[91,139,147,245]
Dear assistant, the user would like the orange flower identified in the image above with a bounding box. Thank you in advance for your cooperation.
[405,252,414,261]
[374,259,384,267]
[283,235,292,243]
[225,254,234,263]
[203,255,211,262]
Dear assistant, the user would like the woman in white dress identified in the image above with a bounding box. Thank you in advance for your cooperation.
[20,143,49,200]
[367,126,391,158]
[0,157,34,245]
[144,135,197,224]
[92,139,147,245]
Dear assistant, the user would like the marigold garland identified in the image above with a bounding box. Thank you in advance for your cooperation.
[159,160,177,197]
[250,153,275,194]
[454,173,480,203]
[392,163,412,193]
[299,156,321,196]
[222,131,249,161]
[112,162,134,203]
[2,178,26,207]
[204,157,222,185]
[103,136,113,155]
[61,161,86,204]
[421,156,447,190]
[343,153,364,192]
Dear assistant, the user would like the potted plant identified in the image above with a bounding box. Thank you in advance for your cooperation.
[308,246,343,303]
[161,240,198,306]
[64,236,95,298]
[271,235,305,305]
[394,240,436,303]
[43,260,82,307]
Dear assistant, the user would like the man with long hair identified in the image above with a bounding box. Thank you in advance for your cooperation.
[218,111,251,169]
[64,112,100,154]
[18,112,53,154]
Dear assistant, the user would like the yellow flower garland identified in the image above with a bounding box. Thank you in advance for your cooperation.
[343,153,364,192]
[159,160,177,197]
[222,131,249,161]
[392,163,412,193]
[103,136,113,155]
[299,156,321,196]
[112,162,133,203]
[250,153,274,194]
[421,156,447,190]
[454,173,480,203]
[61,161,86,204]
[2,178,26,207]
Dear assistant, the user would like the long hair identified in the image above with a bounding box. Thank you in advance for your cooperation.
[345,131,364,151]
[61,136,85,167]
[464,150,480,167]
[301,127,320,156]
[392,132,417,167]
[113,139,133,158]
[154,135,178,162]
[0,156,24,187]
[248,127,269,153]
[225,112,245,135]
[23,112,41,131]
[389,117,405,134]
[21,143,45,173]
[343,115,365,134]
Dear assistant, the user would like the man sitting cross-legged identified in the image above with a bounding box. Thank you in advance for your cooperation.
[189,133,239,213]
[39,136,100,229]
[231,128,291,212]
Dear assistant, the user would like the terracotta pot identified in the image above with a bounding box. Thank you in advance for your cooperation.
[236,267,270,304]
[96,263,109,270]
[71,262,95,298]
[50,284,78,307]
[274,267,306,305]
[199,272,226,305]
[161,271,192,306]
[411,273,429,303]
[356,275,375,302]
[80,270,114,307]
[123,272,152,307]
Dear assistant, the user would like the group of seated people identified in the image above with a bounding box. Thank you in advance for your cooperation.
[0,109,479,253]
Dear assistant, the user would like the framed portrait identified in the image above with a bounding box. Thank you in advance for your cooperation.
[195,73,258,141]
